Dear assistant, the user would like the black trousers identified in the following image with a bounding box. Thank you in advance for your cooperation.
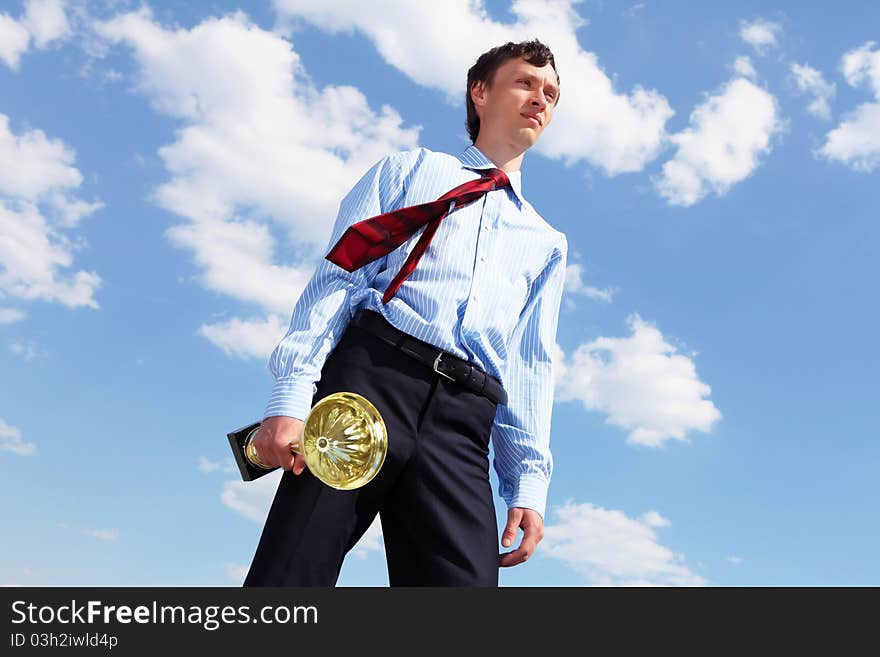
[244,319,500,587]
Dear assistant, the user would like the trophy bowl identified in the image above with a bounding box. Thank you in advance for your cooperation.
[300,391,388,490]
[228,391,388,490]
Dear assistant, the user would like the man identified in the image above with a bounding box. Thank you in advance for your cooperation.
[245,39,567,586]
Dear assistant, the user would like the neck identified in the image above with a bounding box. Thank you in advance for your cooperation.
[472,134,526,173]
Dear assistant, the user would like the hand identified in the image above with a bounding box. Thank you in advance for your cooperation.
[499,507,544,568]
[253,416,307,475]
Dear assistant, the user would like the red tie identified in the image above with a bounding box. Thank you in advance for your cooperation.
[325,167,510,304]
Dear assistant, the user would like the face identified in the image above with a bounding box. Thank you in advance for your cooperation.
[471,56,559,149]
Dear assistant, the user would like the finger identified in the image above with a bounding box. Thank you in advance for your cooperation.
[278,444,296,471]
[280,451,296,471]
[273,438,298,471]
[499,537,537,567]
[501,509,523,548]
[292,453,308,475]
[499,525,540,568]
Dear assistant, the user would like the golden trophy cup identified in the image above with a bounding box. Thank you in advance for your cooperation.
[227,391,388,490]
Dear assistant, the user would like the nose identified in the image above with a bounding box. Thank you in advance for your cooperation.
[530,91,547,111]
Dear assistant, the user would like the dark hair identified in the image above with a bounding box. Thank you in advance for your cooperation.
[465,39,560,143]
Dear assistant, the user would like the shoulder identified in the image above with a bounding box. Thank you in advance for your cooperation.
[519,200,568,259]
[381,147,470,203]
[367,147,455,194]
[381,146,456,174]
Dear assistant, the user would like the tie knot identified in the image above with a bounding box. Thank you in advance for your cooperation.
[485,168,509,191]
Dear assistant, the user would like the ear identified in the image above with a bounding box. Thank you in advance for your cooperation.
[470,80,488,108]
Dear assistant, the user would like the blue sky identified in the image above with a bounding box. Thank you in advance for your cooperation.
[1,0,878,586]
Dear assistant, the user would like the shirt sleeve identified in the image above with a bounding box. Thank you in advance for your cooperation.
[262,153,409,421]
[490,236,568,519]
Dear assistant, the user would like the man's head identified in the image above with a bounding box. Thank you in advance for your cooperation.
[466,39,560,149]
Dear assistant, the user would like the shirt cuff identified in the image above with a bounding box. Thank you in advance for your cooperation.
[502,473,550,520]
[262,376,316,422]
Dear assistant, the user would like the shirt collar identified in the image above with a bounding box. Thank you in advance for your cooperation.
[458,144,525,207]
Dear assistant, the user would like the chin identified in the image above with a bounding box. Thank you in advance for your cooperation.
[518,132,539,149]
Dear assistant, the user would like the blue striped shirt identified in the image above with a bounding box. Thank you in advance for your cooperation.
[264,144,567,517]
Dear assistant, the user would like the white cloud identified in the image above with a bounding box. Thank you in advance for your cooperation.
[273,0,674,175]
[639,510,670,527]
[166,220,314,318]
[790,63,835,121]
[564,263,613,302]
[221,470,384,556]
[0,13,31,70]
[554,313,721,447]
[226,563,249,583]
[48,192,105,229]
[727,555,744,565]
[841,40,880,89]
[84,528,118,540]
[542,501,706,586]
[0,114,85,202]
[0,114,102,309]
[739,18,781,55]
[92,8,419,354]
[732,55,757,80]
[0,418,38,456]
[22,0,71,49]
[198,455,236,474]
[653,77,782,207]
[221,470,283,523]
[0,308,25,323]
[9,340,46,361]
[0,200,101,308]
[198,456,221,473]
[819,41,880,172]
[198,314,288,361]
[0,0,71,71]
[350,517,384,558]
[623,3,645,19]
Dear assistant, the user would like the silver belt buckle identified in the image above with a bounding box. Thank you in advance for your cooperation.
[432,352,456,381]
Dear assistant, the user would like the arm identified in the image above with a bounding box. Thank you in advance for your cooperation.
[255,153,409,471]
[492,237,567,565]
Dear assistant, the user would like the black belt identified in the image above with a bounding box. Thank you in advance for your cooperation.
[350,309,508,406]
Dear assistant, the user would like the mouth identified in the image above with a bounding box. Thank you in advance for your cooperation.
[522,113,542,127]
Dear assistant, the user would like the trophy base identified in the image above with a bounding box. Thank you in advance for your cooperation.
[227,421,276,481]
